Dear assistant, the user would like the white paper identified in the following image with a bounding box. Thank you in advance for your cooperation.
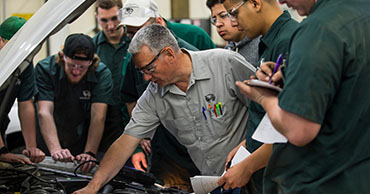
[191,146,252,193]
[230,146,251,167]
[252,114,288,144]
[190,176,220,194]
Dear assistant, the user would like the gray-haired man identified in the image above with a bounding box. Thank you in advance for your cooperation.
[73,24,255,194]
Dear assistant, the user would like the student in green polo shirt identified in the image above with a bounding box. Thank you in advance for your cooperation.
[0,16,45,164]
[93,0,131,153]
[206,0,260,67]
[218,0,299,193]
[36,34,113,173]
[237,0,370,193]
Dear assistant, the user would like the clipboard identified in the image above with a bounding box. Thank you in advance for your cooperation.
[246,79,282,93]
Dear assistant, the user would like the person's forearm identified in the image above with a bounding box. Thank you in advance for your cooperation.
[84,103,107,154]
[260,96,320,146]
[126,102,136,117]
[18,100,37,149]
[38,108,62,153]
[242,144,272,174]
[87,134,141,191]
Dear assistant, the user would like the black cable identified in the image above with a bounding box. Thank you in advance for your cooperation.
[0,168,56,184]
[73,160,99,176]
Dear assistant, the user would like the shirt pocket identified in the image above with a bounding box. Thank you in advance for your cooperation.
[162,118,195,147]
[206,101,233,138]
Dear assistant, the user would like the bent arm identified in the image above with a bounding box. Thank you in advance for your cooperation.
[260,94,321,146]
[236,81,321,146]
[126,102,136,117]
[84,103,107,155]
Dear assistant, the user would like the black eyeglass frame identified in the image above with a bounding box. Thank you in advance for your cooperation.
[137,46,168,74]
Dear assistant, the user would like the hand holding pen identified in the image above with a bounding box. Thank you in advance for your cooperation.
[256,54,285,86]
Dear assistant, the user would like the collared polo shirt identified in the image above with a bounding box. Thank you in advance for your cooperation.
[121,34,199,173]
[165,19,216,50]
[93,31,130,107]
[35,55,113,154]
[264,0,370,193]
[246,11,299,154]
[124,49,255,175]
[242,11,299,194]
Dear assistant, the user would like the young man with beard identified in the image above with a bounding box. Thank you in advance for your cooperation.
[36,34,113,173]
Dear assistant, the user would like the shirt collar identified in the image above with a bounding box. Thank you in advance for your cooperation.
[95,31,130,48]
[161,49,211,97]
[259,11,292,55]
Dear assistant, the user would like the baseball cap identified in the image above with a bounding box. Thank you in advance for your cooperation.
[118,0,159,27]
[0,16,27,40]
[63,33,95,61]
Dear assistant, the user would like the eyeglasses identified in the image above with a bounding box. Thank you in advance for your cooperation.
[227,0,246,21]
[137,47,167,74]
[99,16,118,23]
[64,56,92,71]
[210,12,229,25]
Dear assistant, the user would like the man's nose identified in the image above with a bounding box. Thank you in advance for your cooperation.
[143,73,152,81]
[107,20,115,29]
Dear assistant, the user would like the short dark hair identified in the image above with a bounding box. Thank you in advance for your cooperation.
[95,0,123,13]
[206,0,221,9]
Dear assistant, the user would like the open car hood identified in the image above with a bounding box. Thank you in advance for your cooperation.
[0,0,96,87]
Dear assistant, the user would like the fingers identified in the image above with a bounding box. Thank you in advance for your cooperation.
[256,61,276,82]
[23,148,46,163]
[76,153,96,173]
[0,153,32,164]
[131,152,147,172]
[140,139,151,155]
[51,149,74,162]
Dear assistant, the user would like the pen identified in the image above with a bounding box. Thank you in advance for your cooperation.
[202,107,207,120]
[218,102,223,115]
[269,53,283,84]
[216,104,221,116]
[214,104,218,117]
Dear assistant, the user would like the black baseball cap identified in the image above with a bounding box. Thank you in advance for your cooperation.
[63,33,95,61]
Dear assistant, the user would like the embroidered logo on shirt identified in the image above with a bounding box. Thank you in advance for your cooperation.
[80,90,91,100]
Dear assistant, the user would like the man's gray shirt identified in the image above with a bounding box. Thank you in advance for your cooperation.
[124,49,256,175]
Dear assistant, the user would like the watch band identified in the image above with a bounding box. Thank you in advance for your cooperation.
[84,151,96,158]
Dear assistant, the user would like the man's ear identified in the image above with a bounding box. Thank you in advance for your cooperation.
[251,0,262,11]
[155,17,165,25]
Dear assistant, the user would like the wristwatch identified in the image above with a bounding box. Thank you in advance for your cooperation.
[0,146,9,155]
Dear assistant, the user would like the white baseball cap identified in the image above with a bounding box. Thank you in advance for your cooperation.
[118,0,159,27]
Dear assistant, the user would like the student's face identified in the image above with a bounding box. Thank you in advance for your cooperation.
[96,6,123,39]
[125,18,155,39]
[211,4,244,42]
[64,54,91,84]
[223,0,261,39]
[278,0,316,16]
[0,36,7,50]
[133,45,173,88]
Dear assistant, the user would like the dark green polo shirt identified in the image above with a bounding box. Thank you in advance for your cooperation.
[243,11,299,194]
[264,0,370,193]
[0,63,36,143]
[35,55,112,155]
[121,35,200,174]
[246,11,299,153]
[165,19,216,50]
[93,31,130,107]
